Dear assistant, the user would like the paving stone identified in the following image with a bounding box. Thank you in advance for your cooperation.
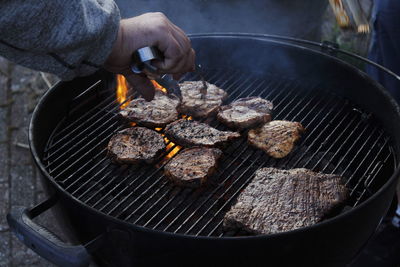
[0,71,7,99]
[0,74,8,144]
[11,64,49,114]
[0,108,6,144]
[0,231,10,266]
[35,168,46,205]
[10,234,54,267]
[0,73,8,184]
[0,57,9,78]
[0,143,8,184]
[9,171,35,212]
[0,183,10,231]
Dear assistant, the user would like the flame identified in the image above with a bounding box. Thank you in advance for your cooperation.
[158,115,192,160]
[116,75,130,109]
[182,115,193,120]
[164,137,182,160]
[116,76,169,109]
[115,75,188,162]
[154,128,181,160]
[151,80,167,93]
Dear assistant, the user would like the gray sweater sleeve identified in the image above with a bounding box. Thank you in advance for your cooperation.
[0,0,120,80]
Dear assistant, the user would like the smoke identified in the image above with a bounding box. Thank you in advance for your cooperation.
[114,0,331,80]
[115,0,328,41]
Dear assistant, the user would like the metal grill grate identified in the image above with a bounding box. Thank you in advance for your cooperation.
[44,69,395,237]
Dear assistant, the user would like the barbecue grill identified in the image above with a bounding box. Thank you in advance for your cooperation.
[7,34,400,267]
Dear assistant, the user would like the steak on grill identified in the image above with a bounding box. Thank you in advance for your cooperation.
[248,120,305,158]
[119,91,180,128]
[223,167,349,235]
[164,119,241,147]
[164,147,223,188]
[107,127,165,164]
[178,81,228,118]
[217,97,274,129]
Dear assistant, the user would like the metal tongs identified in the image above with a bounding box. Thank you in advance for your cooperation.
[130,46,207,100]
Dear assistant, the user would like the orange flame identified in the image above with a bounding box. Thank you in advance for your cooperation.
[116,75,130,109]
[115,75,188,162]
[182,115,193,120]
[154,128,182,160]
[151,80,167,93]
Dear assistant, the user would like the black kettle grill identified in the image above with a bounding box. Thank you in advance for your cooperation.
[7,34,400,267]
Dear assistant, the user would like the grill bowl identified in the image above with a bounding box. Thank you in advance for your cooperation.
[26,34,400,266]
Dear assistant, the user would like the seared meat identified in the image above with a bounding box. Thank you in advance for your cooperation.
[178,81,228,118]
[223,168,348,235]
[248,120,305,158]
[164,147,223,188]
[164,119,241,147]
[120,91,180,128]
[217,97,273,129]
[107,127,165,164]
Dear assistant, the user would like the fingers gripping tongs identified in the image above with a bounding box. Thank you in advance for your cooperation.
[130,46,182,99]
[130,46,208,100]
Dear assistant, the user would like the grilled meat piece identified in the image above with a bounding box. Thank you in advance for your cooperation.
[164,147,223,188]
[223,168,348,235]
[217,97,274,129]
[108,127,165,164]
[164,119,241,147]
[178,81,228,118]
[119,91,180,128]
[248,120,305,158]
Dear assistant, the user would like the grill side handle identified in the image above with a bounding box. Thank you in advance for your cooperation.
[7,196,91,267]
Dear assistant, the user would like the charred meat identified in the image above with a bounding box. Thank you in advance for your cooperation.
[178,81,228,118]
[223,168,348,235]
[108,127,165,164]
[248,120,305,158]
[164,119,241,147]
[217,97,273,129]
[120,91,180,128]
[164,147,223,188]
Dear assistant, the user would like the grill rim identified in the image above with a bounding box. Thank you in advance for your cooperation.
[29,34,400,241]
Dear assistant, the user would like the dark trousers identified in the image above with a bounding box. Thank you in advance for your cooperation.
[367,0,400,103]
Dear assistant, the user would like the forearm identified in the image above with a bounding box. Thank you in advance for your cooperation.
[0,0,120,80]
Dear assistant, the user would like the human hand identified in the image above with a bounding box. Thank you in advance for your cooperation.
[104,12,196,101]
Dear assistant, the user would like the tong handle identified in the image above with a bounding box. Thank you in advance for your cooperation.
[131,46,163,74]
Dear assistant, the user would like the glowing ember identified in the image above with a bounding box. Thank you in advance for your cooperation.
[155,129,181,159]
[116,75,130,109]
[182,115,193,120]
[164,137,182,160]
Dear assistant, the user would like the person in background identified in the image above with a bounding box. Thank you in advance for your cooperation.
[0,0,195,101]
[366,0,400,229]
